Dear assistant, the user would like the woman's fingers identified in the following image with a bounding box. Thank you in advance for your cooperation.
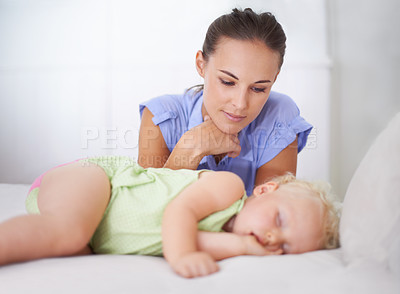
[196,119,241,156]
[227,134,241,158]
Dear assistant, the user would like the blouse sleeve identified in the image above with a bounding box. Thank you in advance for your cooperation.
[254,92,313,167]
[139,94,187,151]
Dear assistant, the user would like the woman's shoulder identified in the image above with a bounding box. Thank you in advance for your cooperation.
[251,91,300,126]
[139,89,201,119]
[265,91,299,114]
[245,91,313,157]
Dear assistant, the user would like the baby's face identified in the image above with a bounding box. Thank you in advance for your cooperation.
[233,183,324,254]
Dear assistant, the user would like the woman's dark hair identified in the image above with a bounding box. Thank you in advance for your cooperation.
[189,8,286,94]
[203,8,286,68]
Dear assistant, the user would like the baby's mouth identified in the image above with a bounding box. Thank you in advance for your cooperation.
[251,232,265,245]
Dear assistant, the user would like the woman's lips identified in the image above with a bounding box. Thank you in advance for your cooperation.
[223,111,246,122]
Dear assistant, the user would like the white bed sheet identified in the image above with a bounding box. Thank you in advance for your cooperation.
[0,183,398,294]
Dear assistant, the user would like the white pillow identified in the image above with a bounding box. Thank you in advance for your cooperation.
[340,112,400,273]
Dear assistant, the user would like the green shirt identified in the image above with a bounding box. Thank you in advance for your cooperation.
[26,156,246,256]
[81,157,246,256]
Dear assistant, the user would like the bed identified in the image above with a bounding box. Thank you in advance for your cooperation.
[1,113,399,294]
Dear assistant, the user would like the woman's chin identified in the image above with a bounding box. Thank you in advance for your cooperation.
[216,123,242,135]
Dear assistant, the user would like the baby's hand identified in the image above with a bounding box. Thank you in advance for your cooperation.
[243,235,283,256]
[171,252,219,278]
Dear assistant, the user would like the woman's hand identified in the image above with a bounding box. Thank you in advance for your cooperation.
[170,252,219,278]
[139,107,242,170]
[177,115,241,160]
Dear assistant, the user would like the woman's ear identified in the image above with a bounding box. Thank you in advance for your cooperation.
[195,50,206,77]
[253,182,278,197]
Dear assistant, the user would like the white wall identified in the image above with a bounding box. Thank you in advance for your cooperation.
[0,0,331,184]
[329,0,400,197]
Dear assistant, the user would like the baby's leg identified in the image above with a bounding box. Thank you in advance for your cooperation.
[0,162,110,265]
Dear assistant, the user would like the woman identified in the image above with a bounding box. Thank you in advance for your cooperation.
[138,8,312,196]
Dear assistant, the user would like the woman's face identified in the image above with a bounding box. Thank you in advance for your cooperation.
[196,37,281,134]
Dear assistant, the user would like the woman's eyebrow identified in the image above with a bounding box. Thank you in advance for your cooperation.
[219,69,271,83]
[219,69,238,80]
[255,79,271,84]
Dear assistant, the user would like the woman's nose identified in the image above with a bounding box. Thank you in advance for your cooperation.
[231,89,248,110]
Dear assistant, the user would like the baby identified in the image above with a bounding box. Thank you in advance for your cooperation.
[0,156,341,278]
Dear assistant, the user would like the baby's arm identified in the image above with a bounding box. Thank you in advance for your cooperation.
[162,171,244,278]
[197,232,281,260]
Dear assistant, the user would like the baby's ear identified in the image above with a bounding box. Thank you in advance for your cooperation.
[253,182,279,196]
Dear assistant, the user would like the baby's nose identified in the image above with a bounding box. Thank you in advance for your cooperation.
[266,231,282,245]
[265,232,283,252]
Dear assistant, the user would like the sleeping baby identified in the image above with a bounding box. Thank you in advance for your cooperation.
[0,156,341,278]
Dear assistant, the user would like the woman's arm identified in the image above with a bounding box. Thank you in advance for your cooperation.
[138,107,171,168]
[138,107,241,169]
[254,137,298,186]
[162,171,244,278]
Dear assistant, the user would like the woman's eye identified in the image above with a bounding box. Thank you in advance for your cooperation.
[252,87,266,93]
[219,78,235,86]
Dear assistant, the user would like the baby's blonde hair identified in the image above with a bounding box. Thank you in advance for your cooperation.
[269,173,342,250]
